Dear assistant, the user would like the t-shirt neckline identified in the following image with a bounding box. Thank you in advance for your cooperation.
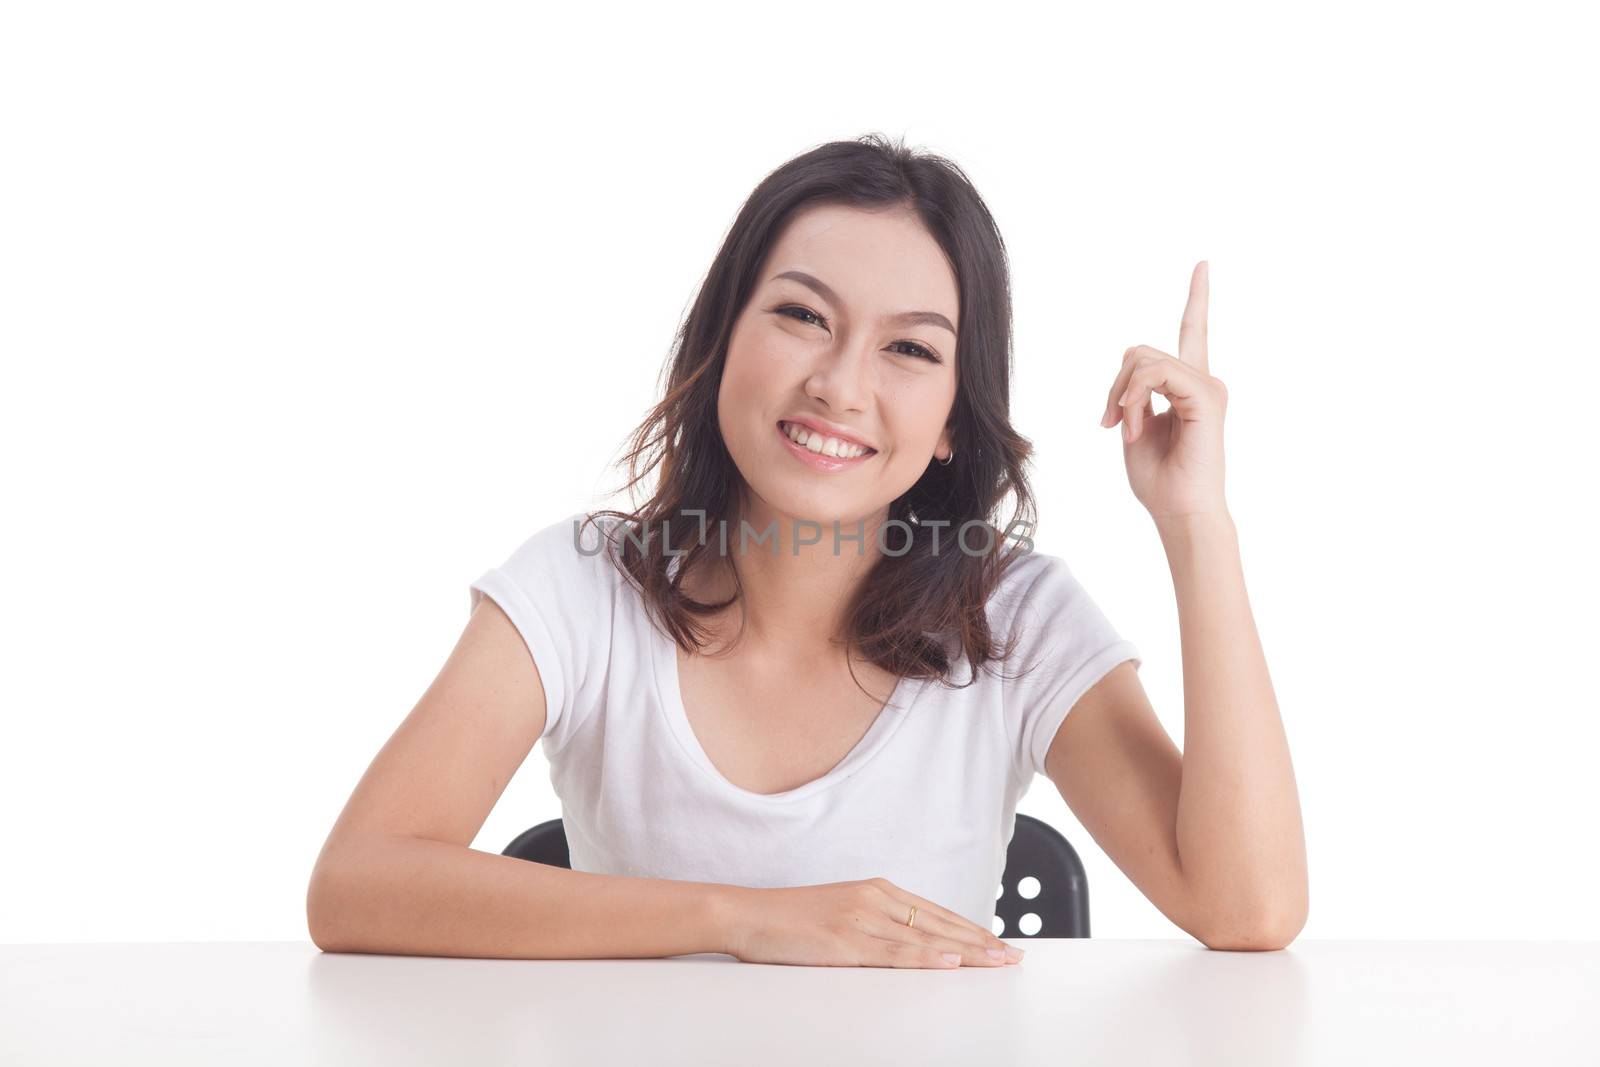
[647,617,927,805]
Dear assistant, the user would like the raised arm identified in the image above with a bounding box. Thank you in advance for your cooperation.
[1055,261,1307,949]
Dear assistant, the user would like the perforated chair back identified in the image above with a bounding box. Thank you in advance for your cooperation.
[503,811,1089,938]
[995,812,1090,938]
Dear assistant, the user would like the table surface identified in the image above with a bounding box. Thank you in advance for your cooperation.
[2,939,1596,1066]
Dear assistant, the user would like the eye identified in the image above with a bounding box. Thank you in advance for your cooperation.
[890,340,942,363]
[777,304,826,328]
[774,305,943,364]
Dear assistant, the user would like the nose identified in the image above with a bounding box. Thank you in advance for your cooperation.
[803,335,875,415]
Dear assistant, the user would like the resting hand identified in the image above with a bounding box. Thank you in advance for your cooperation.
[722,877,1024,969]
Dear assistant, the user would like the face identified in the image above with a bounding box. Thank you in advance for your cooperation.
[717,201,960,539]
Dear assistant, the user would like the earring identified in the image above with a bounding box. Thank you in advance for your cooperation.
[938,447,955,467]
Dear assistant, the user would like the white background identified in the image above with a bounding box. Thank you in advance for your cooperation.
[3,1,1596,944]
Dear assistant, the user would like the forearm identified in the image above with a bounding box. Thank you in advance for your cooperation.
[307,834,737,960]
[1157,510,1308,945]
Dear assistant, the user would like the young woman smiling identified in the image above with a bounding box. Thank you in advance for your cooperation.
[306,134,1307,968]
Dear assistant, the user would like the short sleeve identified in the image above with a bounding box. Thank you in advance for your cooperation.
[468,511,619,754]
[995,551,1142,784]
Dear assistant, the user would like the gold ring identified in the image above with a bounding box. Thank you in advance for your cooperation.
[906,905,917,928]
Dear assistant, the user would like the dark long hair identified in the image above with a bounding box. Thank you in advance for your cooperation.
[587,132,1039,700]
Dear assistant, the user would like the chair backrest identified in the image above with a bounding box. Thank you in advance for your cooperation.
[503,811,1089,938]
[995,812,1091,938]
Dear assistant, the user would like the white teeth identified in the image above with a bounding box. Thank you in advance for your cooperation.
[782,421,870,459]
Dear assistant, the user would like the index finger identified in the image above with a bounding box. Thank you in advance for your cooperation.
[1178,260,1209,372]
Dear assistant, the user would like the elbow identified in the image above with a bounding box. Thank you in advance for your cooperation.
[1199,921,1300,952]
[307,911,344,954]
[305,862,353,953]
[1194,894,1308,952]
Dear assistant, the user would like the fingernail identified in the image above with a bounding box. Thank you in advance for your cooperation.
[1100,410,1112,427]
[941,953,963,965]
[986,947,1005,960]
[1005,946,1024,960]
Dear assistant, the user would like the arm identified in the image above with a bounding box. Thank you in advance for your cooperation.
[305,596,740,959]
[1161,509,1306,945]
[307,834,739,959]
[1044,511,1308,951]
[1059,261,1307,949]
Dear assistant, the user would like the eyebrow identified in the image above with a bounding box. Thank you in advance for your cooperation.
[770,270,956,336]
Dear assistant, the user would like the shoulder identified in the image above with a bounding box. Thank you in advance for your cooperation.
[501,511,627,580]
[919,548,1084,688]
[480,510,635,622]
[987,546,1083,626]
[984,544,1130,673]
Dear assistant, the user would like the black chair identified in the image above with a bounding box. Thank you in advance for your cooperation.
[503,812,1089,938]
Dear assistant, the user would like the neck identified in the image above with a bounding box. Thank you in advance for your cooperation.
[691,493,893,655]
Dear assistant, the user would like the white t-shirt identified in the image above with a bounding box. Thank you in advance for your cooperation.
[469,511,1141,930]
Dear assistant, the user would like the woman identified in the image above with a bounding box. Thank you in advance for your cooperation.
[306,133,1307,968]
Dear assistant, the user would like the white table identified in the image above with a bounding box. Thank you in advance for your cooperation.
[2,940,1595,1065]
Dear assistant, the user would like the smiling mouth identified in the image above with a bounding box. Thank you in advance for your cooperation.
[776,420,878,459]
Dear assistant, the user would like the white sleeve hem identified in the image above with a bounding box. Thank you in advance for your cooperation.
[469,566,567,742]
[1022,639,1143,783]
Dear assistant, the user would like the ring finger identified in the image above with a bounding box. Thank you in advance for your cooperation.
[875,892,1018,965]
[865,914,1012,966]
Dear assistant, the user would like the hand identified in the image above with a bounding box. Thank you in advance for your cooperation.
[721,877,1025,969]
[1100,261,1230,522]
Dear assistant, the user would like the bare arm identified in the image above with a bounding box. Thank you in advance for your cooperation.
[1045,513,1307,951]
[1067,263,1307,950]
[305,595,739,958]
[1158,510,1307,946]
[307,832,736,959]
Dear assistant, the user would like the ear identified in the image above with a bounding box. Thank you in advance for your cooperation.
[935,425,954,463]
